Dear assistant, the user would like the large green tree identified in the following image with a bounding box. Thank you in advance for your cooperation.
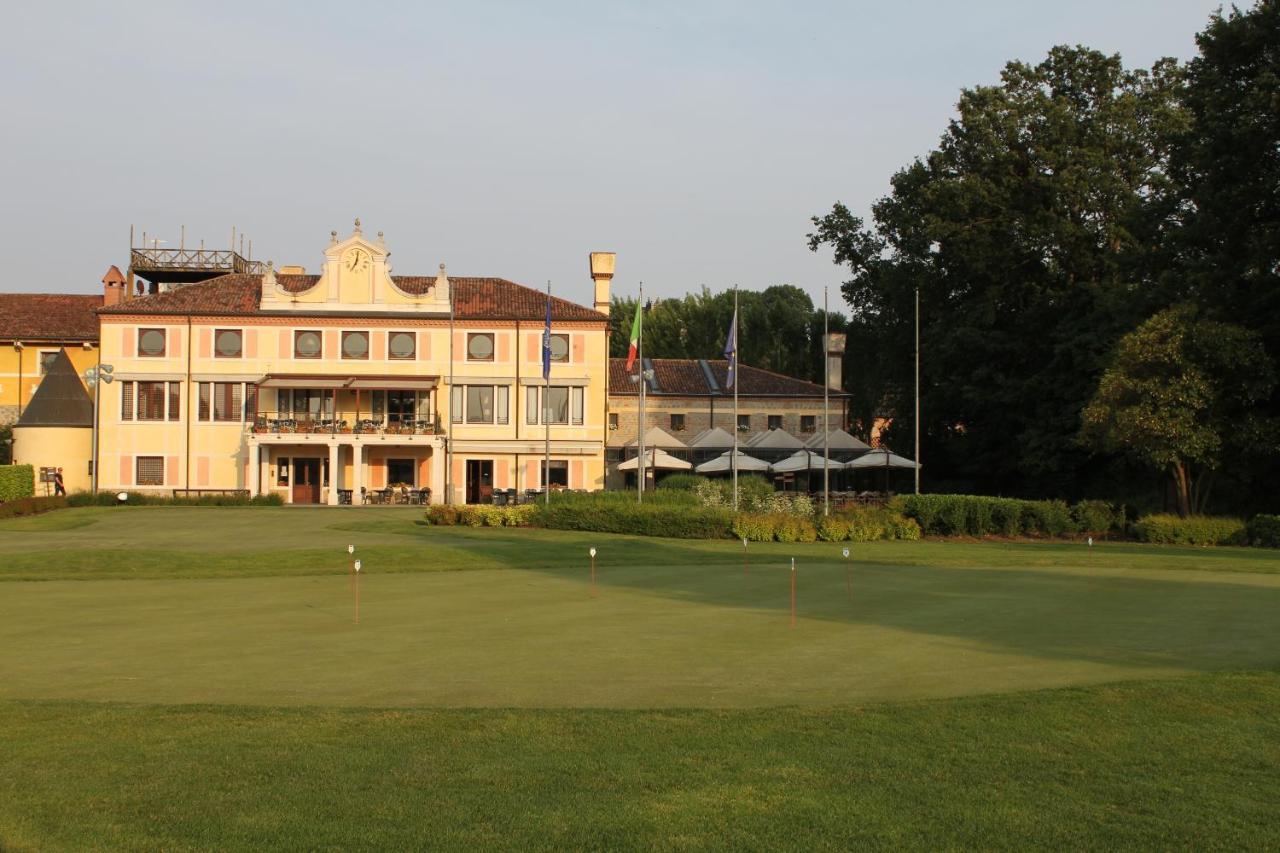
[1167,1,1280,508]
[1081,305,1276,516]
[809,46,1188,496]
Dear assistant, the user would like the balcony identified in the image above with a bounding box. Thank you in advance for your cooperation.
[250,411,444,442]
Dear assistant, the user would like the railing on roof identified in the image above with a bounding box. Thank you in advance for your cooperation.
[130,248,266,275]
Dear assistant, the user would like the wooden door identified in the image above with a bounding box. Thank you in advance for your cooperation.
[292,459,321,504]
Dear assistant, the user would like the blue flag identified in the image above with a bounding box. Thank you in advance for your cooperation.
[723,308,737,389]
[542,288,553,381]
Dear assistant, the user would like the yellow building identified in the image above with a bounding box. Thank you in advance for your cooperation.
[94,222,613,504]
[10,349,95,494]
[0,282,109,424]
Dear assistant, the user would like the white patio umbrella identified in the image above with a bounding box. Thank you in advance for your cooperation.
[844,448,919,494]
[745,428,804,451]
[623,425,688,449]
[688,426,736,449]
[771,449,840,473]
[695,450,772,474]
[803,428,871,452]
[844,449,918,469]
[615,448,692,470]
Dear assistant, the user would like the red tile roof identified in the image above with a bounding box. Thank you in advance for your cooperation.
[97,274,606,322]
[609,358,844,398]
[0,294,103,341]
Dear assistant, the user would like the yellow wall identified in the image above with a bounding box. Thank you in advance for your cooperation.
[95,312,609,500]
[11,426,92,494]
[0,343,99,422]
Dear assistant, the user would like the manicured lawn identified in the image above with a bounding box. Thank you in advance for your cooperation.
[1,506,1278,848]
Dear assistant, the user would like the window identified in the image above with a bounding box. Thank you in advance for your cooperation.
[277,457,289,486]
[541,459,569,488]
[467,333,494,361]
[548,333,569,362]
[38,351,59,375]
[294,330,322,359]
[214,329,242,358]
[199,382,244,422]
[737,414,751,432]
[136,456,164,486]
[121,382,134,421]
[608,413,619,431]
[670,414,686,432]
[121,380,182,421]
[341,330,369,360]
[138,381,167,420]
[767,415,783,430]
[138,328,166,357]
[388,331,416,360]
[451,385,509,424]
[800,415,817,433]
[387,458,416,487]
[526,386,584,425]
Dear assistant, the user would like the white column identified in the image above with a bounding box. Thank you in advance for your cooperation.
[352,443,364,504]
[429,444,446,505]
[249,442,262,497]
[327,442,340,506]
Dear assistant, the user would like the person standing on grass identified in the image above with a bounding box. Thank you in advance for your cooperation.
[53,467,66,496]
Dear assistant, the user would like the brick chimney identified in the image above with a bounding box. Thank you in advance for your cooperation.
[102,265,127,307]
[589,252,615,315]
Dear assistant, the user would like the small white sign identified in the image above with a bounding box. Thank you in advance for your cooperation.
[353,560,362,573]
[348,544,355,555]
[842,548,850,559]
[589,548,597,558]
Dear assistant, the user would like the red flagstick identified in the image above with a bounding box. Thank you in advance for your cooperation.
[843,547,851,603]
[790,557,797,629]
[589,547,598,598]
[743,538,748,575]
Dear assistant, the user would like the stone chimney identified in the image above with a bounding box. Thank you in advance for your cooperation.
[102,265,127,307]
[589,252,615,315]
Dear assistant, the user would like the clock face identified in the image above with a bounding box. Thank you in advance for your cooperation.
[344,248,370,272]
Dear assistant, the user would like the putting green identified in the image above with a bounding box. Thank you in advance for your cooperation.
[2,507,1279,708]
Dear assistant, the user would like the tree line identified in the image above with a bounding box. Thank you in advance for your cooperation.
[808,2,1278,515]
[613,3,1278,516]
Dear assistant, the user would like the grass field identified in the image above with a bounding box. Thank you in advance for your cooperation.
[2,506,1278,849]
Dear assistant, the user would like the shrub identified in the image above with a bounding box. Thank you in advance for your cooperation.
[424,505,460,525]
[1073,500,1121,536]
[0,465,35,503]
[1135,514,1246,546]
[772,514,817,543]
[886,515,922,541]
[657,473,707,492]
[0,495,67,519]
[1023,500,1076,537]
[63,491,282,508]
[1247,514,1280,548]
[732,513,777,542]
[816,516,853,542]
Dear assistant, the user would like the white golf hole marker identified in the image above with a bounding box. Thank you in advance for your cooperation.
[348,544,355,555]
[588,547,598,597]
[354,559,362,573]
[589,548,597,558]
[842,548,850,559]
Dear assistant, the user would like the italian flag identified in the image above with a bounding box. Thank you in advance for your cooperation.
[624,299,643,372]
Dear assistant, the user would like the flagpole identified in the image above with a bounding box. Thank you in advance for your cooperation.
[637,283,645,504]
[823,285,830,517]
[915,284,921,494]
[545,281,552,507]
[731,286,739,511]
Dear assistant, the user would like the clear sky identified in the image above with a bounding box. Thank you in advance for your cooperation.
[2,1,1225,306]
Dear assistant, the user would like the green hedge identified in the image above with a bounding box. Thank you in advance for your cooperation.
[1072,500,1123,536]
[533,493,733,539]
[893,494,1076,538]
[0,465,35,503]
[655,473,707,492]
[424,505,536,527]
[1135,514,1246,546]
[66,491,283,507]
[1247,514,1280,548]
[0,495,67,520]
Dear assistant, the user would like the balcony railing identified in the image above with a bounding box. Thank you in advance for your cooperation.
[252,411,443,437]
